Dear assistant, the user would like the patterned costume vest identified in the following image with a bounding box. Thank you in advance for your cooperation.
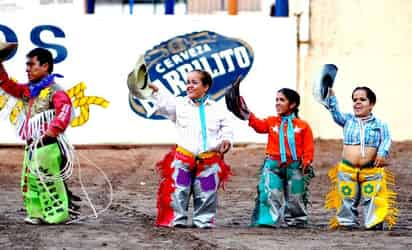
[17,84,63,140]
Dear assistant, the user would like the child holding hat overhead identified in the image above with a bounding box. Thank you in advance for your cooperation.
[230,88,315,227]
[148,69,233,228]
[323,87,397,230]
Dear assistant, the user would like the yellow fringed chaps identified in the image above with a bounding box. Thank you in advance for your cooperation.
[324,162,398,229]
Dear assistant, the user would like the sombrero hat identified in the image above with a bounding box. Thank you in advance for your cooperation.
[127,55,153,99]
[313,64,338,106]
[0,41,17,62]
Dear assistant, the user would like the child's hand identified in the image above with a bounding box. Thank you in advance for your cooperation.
[218,140,231,155]
[148,83,159,93]
[374,156,386,167]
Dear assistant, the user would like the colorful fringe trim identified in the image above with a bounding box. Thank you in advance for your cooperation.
[381,168,398,229]
[324,164,341,229]
[155,147,176,227]
[324,164,398,229]
[217,158,232,190]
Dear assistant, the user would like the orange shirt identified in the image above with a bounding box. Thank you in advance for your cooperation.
[248,112,314,166]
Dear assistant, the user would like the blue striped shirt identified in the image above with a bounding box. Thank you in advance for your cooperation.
[326,96,391,157]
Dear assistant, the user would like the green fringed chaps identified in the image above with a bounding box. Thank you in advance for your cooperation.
[21,143,69,224]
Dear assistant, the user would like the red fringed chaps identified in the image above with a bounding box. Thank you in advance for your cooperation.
[155,147,233,226]
[155,147,176,227]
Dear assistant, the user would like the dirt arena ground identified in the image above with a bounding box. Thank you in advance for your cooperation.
[0,139,411,250]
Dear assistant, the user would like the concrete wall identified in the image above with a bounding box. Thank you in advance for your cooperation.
[302,0,412,141]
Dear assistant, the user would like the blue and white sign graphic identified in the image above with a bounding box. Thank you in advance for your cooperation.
[128,31,254,119]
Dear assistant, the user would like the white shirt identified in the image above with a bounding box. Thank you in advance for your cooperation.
[153,90,234,155]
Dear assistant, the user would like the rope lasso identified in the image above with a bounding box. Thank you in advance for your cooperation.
[26,135,113,224]
[27,134,73,182]
[66,151,113,224]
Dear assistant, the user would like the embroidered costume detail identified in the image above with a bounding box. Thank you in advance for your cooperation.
[248,112,314,166]
[17,109,55,140]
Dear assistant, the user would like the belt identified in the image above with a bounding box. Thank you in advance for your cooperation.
[26,136,58,149]
[175,146,224,174]
[176,146,219,160]
[266,154,299,166]
[342,158,374,168]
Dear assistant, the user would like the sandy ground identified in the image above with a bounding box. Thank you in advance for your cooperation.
[0,140,411,250]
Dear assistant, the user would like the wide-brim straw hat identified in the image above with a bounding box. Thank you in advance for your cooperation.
[127,55,153,100]
[0,41,17,62]
[313,64,338,106]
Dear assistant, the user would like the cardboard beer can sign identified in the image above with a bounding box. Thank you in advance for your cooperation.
[127,31,254,119]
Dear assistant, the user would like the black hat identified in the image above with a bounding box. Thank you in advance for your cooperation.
[313,64,338,106]
[225,76,250,120]
[0,41,17,62]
